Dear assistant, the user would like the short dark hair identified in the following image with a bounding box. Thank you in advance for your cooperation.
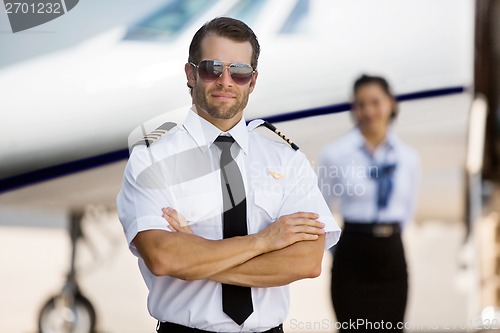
[353,74,398,120]
[188,17,260,70]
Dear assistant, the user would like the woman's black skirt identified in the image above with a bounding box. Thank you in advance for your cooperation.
[331,222,408,332]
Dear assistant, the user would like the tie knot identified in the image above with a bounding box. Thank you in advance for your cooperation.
[214,136,235,151]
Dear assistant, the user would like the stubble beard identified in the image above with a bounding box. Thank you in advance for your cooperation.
[195,86,249,120]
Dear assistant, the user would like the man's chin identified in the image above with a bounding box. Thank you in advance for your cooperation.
[209,110,240,120]
[205,104,242,120]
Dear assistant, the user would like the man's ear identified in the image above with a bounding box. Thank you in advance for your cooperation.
[185,63,196,89]
[249,70,258,93]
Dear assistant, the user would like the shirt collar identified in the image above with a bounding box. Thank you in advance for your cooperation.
[182,106,249,154]
[352,126,397,152]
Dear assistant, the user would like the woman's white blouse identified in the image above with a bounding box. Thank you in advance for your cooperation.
[318,127,420,226]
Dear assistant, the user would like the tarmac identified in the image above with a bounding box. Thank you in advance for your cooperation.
[0,213,473,333]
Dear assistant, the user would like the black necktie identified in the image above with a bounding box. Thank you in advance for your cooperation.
[214,136,254,325]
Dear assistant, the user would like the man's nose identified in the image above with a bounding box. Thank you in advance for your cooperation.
[216,67,234,86]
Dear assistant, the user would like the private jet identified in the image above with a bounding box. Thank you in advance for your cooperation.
[1,0,498,332]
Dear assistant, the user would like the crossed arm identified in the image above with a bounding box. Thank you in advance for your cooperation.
[209,235,325,287]
[132,208,326,287]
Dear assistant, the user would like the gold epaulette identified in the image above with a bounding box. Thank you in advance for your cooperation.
[247,119,299,150]
[133,122,177,148]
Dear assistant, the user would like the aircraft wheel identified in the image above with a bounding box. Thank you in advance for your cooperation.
[38,293,96,333]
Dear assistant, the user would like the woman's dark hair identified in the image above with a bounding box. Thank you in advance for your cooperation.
[353,74,398,120]
[188,17,260,70]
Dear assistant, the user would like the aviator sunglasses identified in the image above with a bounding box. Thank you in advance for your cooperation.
[190,60,255,85]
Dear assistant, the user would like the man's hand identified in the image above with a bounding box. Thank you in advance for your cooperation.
[161,208,324,253]
[255,212,325,252]
[162,207,194,234]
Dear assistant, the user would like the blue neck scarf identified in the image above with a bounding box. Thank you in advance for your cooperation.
[361,136,398,211]
[369,163,397,209]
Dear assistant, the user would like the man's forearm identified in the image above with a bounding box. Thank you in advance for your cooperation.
[209,235,326,287]
[133,230,266,280]
[147,208,326,282]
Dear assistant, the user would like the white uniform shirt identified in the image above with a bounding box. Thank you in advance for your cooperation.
[117,108,340,332]
[318,127,419,226]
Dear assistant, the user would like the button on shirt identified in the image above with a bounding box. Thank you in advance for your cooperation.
[318,127,419,226]
[117,108,340,332]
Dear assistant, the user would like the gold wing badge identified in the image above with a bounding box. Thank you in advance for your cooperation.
[268,170,285,179]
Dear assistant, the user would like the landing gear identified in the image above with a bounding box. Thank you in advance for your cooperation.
[38,211,97,333]
[38,292,96,333]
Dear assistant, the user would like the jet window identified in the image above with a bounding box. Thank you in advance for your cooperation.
[124,0,214,41]
[280,0,309,34]
[225,0,267,26]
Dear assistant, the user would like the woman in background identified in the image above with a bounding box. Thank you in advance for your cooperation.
[319,75,420,332]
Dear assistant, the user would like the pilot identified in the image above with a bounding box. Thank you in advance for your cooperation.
[117,17,340,333]
[318,75,420,332]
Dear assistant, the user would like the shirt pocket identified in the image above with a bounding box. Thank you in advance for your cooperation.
[175,191,220,224]
[253,189,283,222]
[174,191,223,240]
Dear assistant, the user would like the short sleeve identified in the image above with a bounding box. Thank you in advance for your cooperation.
[280,151,341,249]
[116,147,173,257]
